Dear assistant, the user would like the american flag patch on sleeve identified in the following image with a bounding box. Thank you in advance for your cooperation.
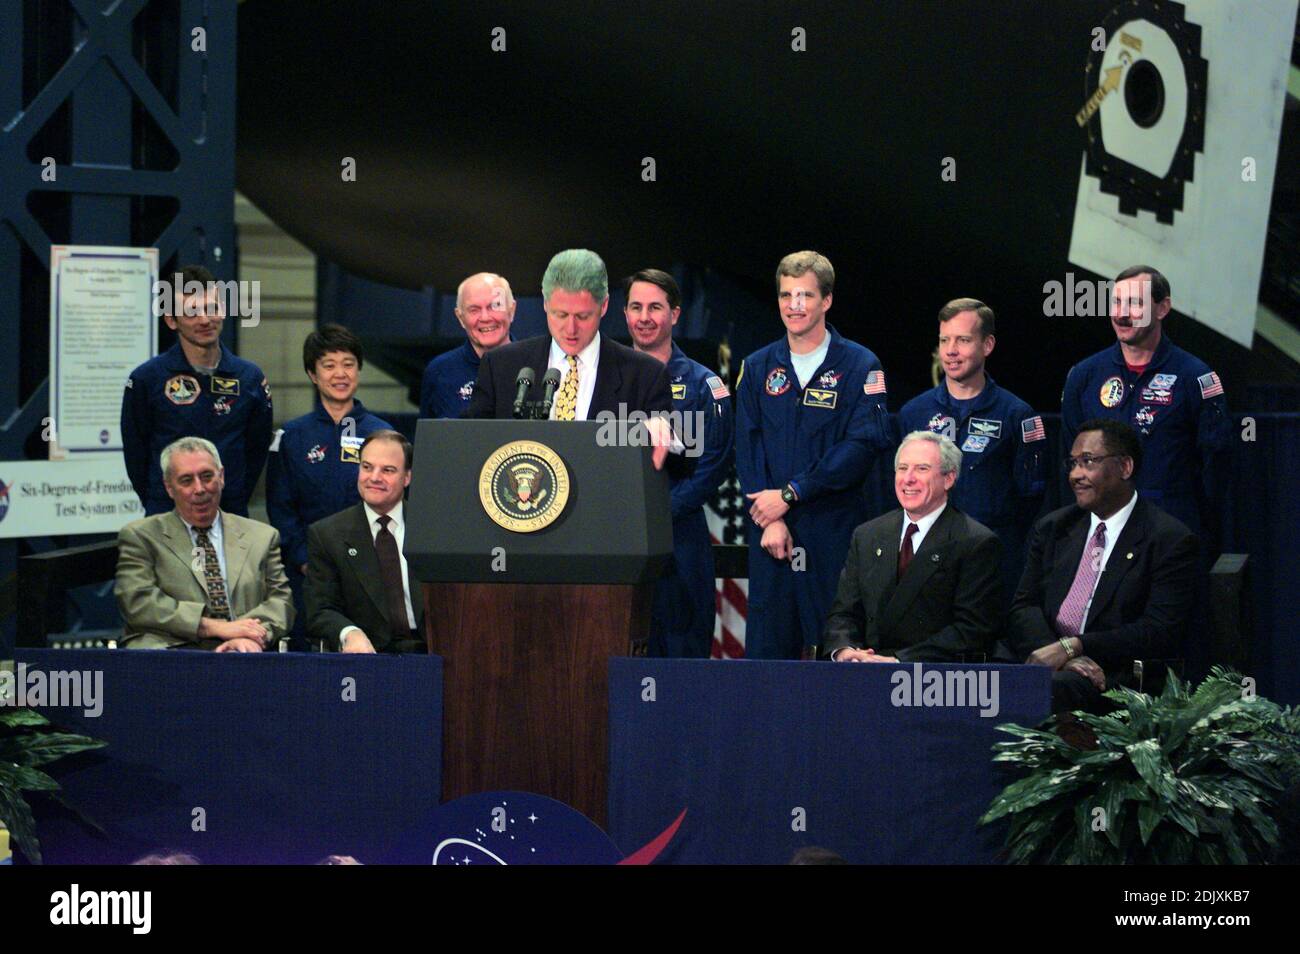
[706,375,730,399]
[863,370,887,395]
[1197,371,1223,399]
[1021,415,1046,443]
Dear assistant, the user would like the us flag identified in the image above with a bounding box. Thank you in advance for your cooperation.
[864,370,887,395]
[1021,415,1046,443]
[1198,371,1224,399]
[705,470,747,659]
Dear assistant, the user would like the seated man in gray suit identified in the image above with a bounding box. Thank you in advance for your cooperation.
[821,431,1002,662]
[305,430,425,653]
[115,436,293,651]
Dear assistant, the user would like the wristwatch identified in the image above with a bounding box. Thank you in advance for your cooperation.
[780,484,798,505]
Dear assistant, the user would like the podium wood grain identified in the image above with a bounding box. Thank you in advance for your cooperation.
[424,581,651,827]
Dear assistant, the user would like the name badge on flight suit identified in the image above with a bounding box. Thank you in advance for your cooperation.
[671,384,688,400]
[803,388,837,409]
[211,375,240,396]
[340,435,364,463]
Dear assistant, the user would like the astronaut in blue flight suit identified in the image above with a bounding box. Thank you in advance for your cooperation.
[419,272,516,419]
[266,323,392,646]
[120,265,272,518]
[897,298,1046,600]
[736,251,892,660]
[624,269,734,657]
[1061,266,1230,543]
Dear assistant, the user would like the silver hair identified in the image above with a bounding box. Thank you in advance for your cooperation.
[895,430,962,480]
[160,436,222,483]
[541,249,609,303]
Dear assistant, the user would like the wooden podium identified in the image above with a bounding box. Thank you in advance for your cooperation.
[407,420,671,826]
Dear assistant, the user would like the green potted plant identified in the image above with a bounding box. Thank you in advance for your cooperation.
[0,707,107,864]
[980,667,1300,864]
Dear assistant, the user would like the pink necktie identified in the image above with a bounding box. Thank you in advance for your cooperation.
[1055,522,1107,637]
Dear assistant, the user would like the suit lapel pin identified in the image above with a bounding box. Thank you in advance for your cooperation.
[348,547,358,557]
[931,554,939,562]
[1126,552,1134,560]
[875,547,882,557]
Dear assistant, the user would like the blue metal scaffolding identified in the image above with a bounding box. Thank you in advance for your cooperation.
[0,0,237,651]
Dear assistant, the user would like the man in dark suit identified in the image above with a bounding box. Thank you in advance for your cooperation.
[304,430,425,653]
[822,431,1002,663]
[466,248,674,467]
[1007,418,1198,712]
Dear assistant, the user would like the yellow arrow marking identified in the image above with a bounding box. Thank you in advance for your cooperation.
[1075,65,1125,127]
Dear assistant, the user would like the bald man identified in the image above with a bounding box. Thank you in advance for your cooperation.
[420,272,516,419]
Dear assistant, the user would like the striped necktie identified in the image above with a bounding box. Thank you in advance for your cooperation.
[1056,522,1107,637]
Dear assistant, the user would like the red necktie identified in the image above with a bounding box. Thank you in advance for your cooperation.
[897,522,919,580]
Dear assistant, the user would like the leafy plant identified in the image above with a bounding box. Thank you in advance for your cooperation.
[981,667,1300,864]
[0,708,107,864]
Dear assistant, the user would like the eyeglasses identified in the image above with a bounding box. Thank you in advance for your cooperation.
[1063,454,1120,473]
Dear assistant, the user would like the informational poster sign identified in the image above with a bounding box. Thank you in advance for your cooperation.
[49,246,157,459]
[0,458,142,539]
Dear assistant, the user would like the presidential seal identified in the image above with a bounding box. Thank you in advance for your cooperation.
[478,440,570,532]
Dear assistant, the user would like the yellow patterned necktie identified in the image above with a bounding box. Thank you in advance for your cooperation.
[554,354,580,420]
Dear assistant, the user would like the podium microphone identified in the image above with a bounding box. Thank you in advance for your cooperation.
[512,367,535,419]
[539,367,562,419]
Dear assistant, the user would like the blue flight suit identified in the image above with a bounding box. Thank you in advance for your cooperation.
[120,343,273,517]
[651,344,734,658]
[1061,335,1230,541]
[420,340,481,419]
[897,374,1046,600]
[265,398,393,646]
[735,325,892,659]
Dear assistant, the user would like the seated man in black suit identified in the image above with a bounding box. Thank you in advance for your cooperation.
[304,430,425,653]
[1007,418,1198,712]
[822,431,1002,663]
[466,248,675,468]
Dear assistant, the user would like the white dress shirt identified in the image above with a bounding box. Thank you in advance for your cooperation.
[340,500,417,648]
[182,511,228,593]
[1079,490,1138,634]
[900,501,947,555]
[547,332,602,421]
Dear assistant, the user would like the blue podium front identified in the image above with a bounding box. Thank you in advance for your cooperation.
[14,649,441,865]
[607,660,1051,864]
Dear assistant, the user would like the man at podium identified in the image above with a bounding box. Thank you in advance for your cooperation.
[466,249,673,454]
